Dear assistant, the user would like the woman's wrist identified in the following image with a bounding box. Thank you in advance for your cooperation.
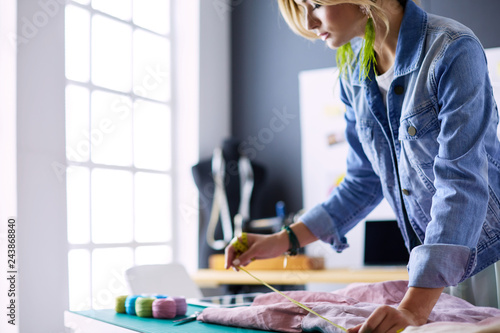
[290,222,318,248]
[276,229,292,254]
[275,222,318,254]
[397,286,444,325]
[282,225,301,255]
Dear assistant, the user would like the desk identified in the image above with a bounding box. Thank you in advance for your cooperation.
[192,268,409,288]
[64,306,275,333]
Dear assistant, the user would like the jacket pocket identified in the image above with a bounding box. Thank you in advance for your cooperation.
[398,105,440,166]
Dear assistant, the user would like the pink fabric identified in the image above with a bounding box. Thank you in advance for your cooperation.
[197,280,500,333]
[403,316,500,333]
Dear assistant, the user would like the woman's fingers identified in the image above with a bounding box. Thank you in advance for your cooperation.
[355,305,412,333]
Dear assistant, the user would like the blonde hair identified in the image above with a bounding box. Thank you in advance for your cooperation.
[277,0,417,78]
[277,0,403,42]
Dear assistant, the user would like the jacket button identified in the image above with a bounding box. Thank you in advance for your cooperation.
[394,85,404,95]
[408,126,417,136]
[402,189,410,196]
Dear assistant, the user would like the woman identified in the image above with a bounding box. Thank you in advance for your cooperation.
[225,0,500,332]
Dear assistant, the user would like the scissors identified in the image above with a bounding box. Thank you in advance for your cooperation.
[173,311,201,325]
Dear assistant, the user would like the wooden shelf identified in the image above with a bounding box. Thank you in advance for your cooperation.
[192,267,408,288]
[209,254,325,270]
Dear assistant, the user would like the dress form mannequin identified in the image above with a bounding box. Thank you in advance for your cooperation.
[192,138,268,268]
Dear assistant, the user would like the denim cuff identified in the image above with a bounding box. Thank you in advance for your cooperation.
[300,204,349,252]
[408,244,476,288]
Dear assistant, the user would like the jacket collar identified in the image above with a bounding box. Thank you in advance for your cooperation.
[394,0,427,76]
[352,0,427,86]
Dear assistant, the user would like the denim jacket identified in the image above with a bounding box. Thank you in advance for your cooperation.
[301,0,500,288]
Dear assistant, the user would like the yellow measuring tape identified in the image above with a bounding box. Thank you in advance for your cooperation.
[231,234,348,332]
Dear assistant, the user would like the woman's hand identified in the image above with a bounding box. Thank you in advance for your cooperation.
[346,306,417,333]
[224,231,289,269]
[347,286,444,333]
[225,222,319,269]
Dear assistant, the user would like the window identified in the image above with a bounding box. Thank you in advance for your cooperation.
[65,0,172,310]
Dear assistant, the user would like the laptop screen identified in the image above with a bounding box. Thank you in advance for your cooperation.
[364,220,410,266]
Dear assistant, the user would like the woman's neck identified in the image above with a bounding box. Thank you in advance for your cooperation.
[373,1,404,74]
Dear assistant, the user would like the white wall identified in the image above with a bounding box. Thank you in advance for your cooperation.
[198,0,231,160]
[172,0,231,273]
[16,0,69,332]
[0,0,18,332]
[172,0,202,273]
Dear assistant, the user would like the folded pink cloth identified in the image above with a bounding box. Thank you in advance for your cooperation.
[197,280,500,333]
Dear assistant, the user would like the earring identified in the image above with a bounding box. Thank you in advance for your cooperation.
[359,16,377,80]
[336,5,377,80]
[336,42,354,78]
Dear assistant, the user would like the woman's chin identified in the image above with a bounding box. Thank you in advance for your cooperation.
[324,38,344,50]
[325,40,339,50]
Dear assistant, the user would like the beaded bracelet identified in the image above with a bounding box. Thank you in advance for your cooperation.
[282,225,300,256]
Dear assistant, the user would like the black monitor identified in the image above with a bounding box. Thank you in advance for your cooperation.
[364,220,410,266]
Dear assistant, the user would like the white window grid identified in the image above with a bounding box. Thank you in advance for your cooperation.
[64,0,173,311]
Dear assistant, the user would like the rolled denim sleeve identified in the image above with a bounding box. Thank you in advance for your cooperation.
[301,82,384,252]
[407,37,492,288]
[300,203,350,252]
[408,244,476,287]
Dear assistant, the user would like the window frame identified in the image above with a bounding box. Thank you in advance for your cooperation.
[64,0,175,311]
